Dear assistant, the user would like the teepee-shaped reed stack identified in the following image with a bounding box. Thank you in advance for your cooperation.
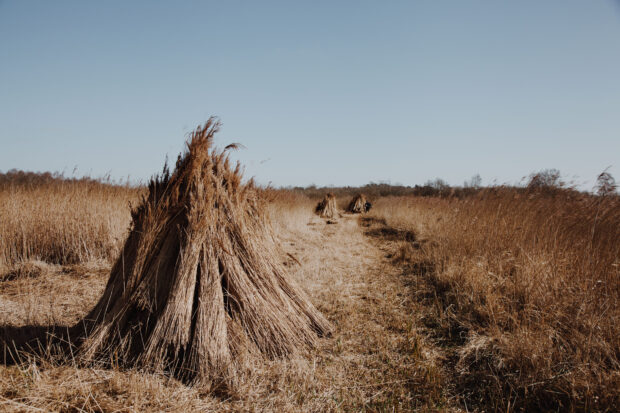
[76,118,331,383]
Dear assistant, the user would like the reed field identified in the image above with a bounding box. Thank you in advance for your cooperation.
[0,174,141,272]
[0,171,618,412]
[366,190,620,411]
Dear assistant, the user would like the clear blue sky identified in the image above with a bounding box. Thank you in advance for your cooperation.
[1,1,619,189]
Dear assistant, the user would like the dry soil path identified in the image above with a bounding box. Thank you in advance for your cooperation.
[265,213,450,411]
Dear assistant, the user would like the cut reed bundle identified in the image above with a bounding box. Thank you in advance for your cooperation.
[76,118,331,384]
[346,194,370,214]
[315,193,338,219]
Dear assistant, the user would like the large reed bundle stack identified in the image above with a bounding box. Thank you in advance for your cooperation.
[76,118,331,383]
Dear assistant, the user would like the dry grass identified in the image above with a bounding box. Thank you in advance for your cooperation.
[368,189,620,411]
[2,164,618,411]
[0,178,140,272]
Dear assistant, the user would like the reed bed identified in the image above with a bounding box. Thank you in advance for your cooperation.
[0,178,140,273]
[370,189,620,411]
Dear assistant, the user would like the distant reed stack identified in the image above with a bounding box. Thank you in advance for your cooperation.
[346,194,371,213]
[315,193,339,219]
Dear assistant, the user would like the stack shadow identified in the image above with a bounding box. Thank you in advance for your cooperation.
[0,324,77,365]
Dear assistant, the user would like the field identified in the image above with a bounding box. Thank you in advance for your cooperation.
[0,174,618,412]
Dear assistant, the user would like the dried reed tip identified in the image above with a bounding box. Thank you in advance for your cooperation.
[75,117,331,384]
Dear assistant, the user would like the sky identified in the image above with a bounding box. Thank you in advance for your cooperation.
[1,1,619,189]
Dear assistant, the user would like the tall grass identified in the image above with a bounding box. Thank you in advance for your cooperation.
[371,189,620,410]
[0,174,312,272]
[264,189,316,234]
[0,176,140,271]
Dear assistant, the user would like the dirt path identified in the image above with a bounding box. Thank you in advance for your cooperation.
[262,213,451,411]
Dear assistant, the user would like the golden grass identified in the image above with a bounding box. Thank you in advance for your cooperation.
[368,189,620,411]
[0,179,140,272]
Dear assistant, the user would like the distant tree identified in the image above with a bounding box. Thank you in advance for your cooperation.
[595,169,617,196]
[527,169,562,189]
[464,174,482,188]
[425,178,449,190]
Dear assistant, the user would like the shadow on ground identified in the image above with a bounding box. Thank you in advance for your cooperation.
[0,324,76,364]
[359,217,417,242]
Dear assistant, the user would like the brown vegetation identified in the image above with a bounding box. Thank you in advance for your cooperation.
[1,165,618,411]
[0,183,443,411]
[368,188,620,411]
[0,175,139,271]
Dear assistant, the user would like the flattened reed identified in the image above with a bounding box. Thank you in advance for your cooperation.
[0,176,139,272]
